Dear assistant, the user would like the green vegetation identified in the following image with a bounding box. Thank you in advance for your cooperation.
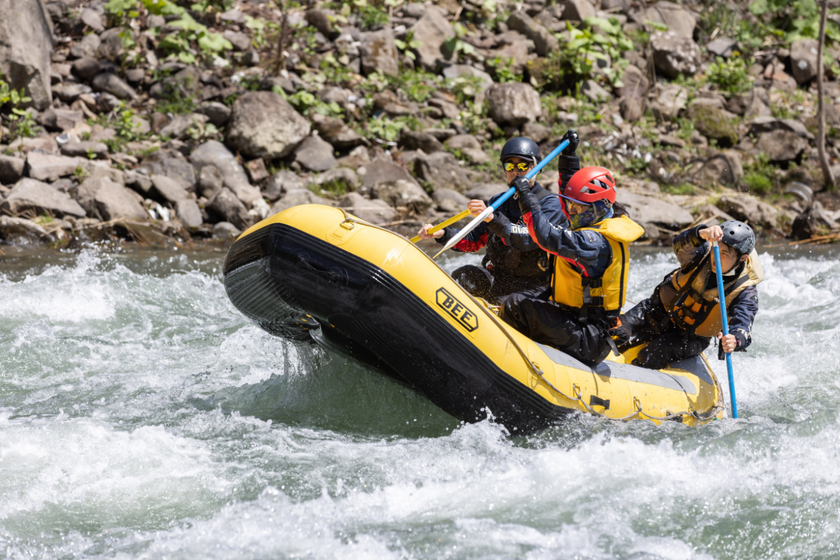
[0,77,37,142]
[529,17,633,92]
[749,0,840,43]
[742,152,779,194]
[486,57,521,83]
[707,55,753,96]
[106,0,232,63]
[394,30,421,62]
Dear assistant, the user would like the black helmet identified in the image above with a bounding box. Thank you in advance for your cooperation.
[720,220,755,256]
[500,137,542,163]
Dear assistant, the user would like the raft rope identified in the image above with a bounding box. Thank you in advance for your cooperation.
[355,212,724,423]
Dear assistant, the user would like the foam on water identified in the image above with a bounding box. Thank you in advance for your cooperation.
[2,247,840,559]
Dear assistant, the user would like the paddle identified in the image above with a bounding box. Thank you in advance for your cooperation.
[433,137,572,259]
[712,241,738,419]
[409,209,472,244]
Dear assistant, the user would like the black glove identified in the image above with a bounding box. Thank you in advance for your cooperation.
[560,129,579,155]
[512,175,531,197]
[557,130,580,194]
[609,324,631,348]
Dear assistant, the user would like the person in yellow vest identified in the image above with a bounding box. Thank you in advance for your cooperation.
[616,221,763,369]
[501,166,645,366]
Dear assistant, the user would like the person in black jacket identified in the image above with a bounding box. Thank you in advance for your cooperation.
[616,221,763,369]
[417,133,575,304]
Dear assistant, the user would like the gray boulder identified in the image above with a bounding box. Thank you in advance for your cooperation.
[432,188,470,213]
[91,72,137,100]
[790,39,819,85]
[96,28,126,62]
[486,31,530,73]
[716,194,779,226]
[338,192,398,225]
[76,176,146,221]
[270,187,331,215]
[197,165,223,200]
[361,158,418,192]
[25,152,80,182]
[649,83,688,120]
[618,64,649,100]
[60,141,109,159]
[562,0,596,21]
[51,83,92,103]
[616,191,694,229]
[175,199,203,227]
[158,113,209,140]
[0,155,26,184]
[197,102,232,127]
[311,113,368,150]
[371,179,433,214]
[294,135,337,172]
[265,170,304,201]
[748,117,815,141]
[139,150,196,190]
[69,34,101,60]
[0,0,53,109]
[650,31,701,79]
[0,216,49,243]
[756,130,809,163]
[414,151,472,192]
[643,1,696,36]
[507,11,558,57]
[399,129,445,153]
[39,108,85,132]
[1,178,86,218]
[487,82,542,126]
[360,29,399,77]
[226,92,311,160]
[694,151,744,187]
[408,6,455,71]
[190,141,261,205]
[151,175,190,203]
[208,188,250,230]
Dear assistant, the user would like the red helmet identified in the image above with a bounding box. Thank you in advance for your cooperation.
[560,167,617,204]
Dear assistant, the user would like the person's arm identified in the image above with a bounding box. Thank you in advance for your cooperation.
[673,225,710,269]
[436,222,490,253]
[720,285,759,353]
[485,192,567,252]
[513,180,608,275]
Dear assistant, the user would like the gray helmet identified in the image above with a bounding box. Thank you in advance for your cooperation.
[720,220,755,256]
[500,137,542,163]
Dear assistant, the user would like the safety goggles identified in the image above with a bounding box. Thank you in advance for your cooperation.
[504,162,531,172]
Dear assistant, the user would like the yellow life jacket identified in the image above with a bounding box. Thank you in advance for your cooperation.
[657,247,764,337]
[551,215,645,321]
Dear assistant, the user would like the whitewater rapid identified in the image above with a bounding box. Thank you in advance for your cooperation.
[1,245,839,560]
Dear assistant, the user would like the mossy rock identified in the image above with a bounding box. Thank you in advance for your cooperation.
[687,104,738,148]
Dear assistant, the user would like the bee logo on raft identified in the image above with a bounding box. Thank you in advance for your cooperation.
[435,288,479,332]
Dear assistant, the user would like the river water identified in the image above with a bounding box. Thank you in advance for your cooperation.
[1,242,839,560]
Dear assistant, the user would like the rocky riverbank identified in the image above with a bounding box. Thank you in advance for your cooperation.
[2,0,840,249]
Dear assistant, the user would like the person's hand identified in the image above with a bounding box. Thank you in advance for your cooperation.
[417,223,444,240]
[512,175,531,197]
[700,225,724,243]
[467,199,493,222]
[560,129,579,155]
[609,324,631,347]
[717,332,738,353]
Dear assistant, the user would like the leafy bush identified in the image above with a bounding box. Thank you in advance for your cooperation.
[106,0,232,63]
[749,0,840,43]
[388,70,438,103]
[529,17,633,92]
[742,152,778,194]
[707,56,753,96]
[0,77,37,141]
[486,56,521,83]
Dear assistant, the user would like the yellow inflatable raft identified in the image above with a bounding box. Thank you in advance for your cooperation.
[223,204,724,433]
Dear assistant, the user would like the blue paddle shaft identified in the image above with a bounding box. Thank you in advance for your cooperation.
[489,138,571,212]
[713,243,738,419]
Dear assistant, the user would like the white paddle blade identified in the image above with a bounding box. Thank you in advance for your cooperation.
[432,207,494,259]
